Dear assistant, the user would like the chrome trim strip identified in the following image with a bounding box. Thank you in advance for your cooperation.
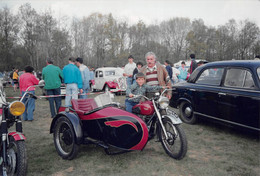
[194,112,260,131]
[192,84,260,93]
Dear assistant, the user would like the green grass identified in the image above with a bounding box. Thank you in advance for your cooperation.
[4,85,260,176]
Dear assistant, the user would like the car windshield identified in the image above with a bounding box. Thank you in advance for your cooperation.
[105,69,123,76]
[105,71,116,76]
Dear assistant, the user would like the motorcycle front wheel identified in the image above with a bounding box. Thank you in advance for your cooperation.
[2,136,28,176]
[53,116,79,160]
[158,117,187,160]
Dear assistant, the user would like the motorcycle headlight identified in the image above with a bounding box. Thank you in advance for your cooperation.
[158,96,169,109]
[9,101,25,116]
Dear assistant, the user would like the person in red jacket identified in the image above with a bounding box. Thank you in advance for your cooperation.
[19,66,39,121]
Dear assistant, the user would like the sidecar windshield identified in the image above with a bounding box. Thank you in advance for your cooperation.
[94,92,115,107]
[0,87,6,107]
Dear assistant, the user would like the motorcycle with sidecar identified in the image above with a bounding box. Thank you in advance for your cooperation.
[50,90,187,160]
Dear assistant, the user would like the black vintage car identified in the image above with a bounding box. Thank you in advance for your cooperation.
[170,60,260,132]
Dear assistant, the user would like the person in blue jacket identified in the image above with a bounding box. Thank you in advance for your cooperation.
[63,57,83,107]
[75,57,91,99]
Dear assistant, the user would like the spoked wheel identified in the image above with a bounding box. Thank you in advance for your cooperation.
[53,116,79,160]
[4,136,27,176]
[159,117,187,160]
[179,101,197,124]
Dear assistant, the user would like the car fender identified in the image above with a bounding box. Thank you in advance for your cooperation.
[177,97,192,107]
[50,112,83,144]
[8,132,26,141]
[90,80,95,85]
[104,81,118,89]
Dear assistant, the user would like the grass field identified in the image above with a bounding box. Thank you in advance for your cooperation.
[4,86,260,176]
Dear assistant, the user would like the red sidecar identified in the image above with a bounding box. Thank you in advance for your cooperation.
[50,93,149,160]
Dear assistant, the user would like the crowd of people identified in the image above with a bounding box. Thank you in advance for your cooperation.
[9,52,198,121]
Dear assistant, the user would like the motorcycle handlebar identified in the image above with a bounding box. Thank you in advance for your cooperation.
[128,88,173,101]
[128,94,150,101]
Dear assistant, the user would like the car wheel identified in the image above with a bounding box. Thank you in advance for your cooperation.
[90,84,96,92]
[104,85,110,92]
[179,101,197,124]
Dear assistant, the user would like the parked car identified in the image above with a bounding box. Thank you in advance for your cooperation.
[90,67,126,94]
[170,60,260,132]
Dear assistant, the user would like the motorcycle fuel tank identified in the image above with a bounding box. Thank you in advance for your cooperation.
[132,101,155,116]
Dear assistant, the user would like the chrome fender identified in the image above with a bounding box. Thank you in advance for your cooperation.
[162,114,182,125]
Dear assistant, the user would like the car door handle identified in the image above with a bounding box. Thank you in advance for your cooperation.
[189,89,196,92]
[218,92,226,96]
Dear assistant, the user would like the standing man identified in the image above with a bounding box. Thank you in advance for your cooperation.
[42,59,64,118]
[178,61,188,82]
[63,57,83,107]
[189,54,198,74]
[123,55,136,88]
[140,52,172,99]
[164,60,173,84]
[75,57,90,99]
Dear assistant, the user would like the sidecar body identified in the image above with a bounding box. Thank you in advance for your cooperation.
[50,92,149,156]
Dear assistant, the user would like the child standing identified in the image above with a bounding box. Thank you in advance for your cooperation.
[125,72,167,113]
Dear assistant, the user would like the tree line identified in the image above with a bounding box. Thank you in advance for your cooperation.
[0,3,259,72]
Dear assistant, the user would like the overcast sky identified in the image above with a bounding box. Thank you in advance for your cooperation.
[1,0,260,27]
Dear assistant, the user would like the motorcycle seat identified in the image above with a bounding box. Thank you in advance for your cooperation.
[71,98,98,116]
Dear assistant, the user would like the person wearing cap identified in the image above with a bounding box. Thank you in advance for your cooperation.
[75,57,90,99]
[19,65,39,121]
[125,72,168,113]
[189,53,198,74]
[123,55,136,88]
[63,57,83,107]
[42,59,64,118]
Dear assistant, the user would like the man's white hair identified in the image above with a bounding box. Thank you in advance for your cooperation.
[145,52,157,60]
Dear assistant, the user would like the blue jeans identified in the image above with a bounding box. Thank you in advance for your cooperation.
[132,79,136,85]
[79,89,88,99]
[126,77,133,88]
[125,99,138,113]
[21,91,35,121]
[65,83,78,107]
[46,88,61,118]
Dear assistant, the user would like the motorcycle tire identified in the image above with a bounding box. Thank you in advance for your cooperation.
[158,117,187,160]
[53,116,79,160]
[3,136,28,176]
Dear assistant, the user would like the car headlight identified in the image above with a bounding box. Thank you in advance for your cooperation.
[158,96,169,109]
[9,101,25,116]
